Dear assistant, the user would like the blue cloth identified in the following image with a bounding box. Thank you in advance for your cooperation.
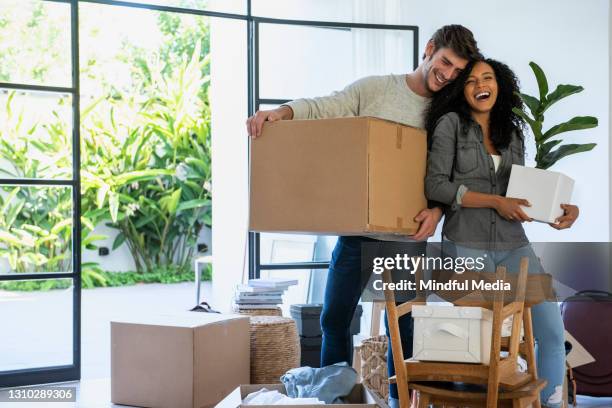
[280,362,357,404]
[321,236,423,399]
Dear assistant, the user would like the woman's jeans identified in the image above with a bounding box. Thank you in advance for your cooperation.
[445,241,566,408]
[321,236,423,400]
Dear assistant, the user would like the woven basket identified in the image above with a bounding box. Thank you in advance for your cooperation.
[233,306,283,317]
[250,316,300,384]
[360,335,389,401]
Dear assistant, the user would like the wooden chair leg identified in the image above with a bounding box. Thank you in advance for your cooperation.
[523,307,541,408]
[417,391,430,408]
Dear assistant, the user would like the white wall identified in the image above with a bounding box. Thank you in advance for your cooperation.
[209,17,249,312]
[403,0,610,242]
[210,1,610,311]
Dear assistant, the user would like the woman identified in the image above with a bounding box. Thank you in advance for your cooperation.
[424,58,579,407]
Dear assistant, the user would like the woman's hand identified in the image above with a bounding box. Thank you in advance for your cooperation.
[549,204,579,230]
[494,197,533,222]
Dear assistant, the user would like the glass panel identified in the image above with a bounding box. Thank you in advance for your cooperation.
[258,23,414,100]
[259,268,328,314]
[0,0,72,87]
[260,233,338,263]
[0,185,73,275]
[79,3,213,275]
[0,278,73,370]
[111,0,246,15]
[252,0,413,25]
[0,89,73,180]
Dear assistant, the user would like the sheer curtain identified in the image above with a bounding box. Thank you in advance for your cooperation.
[351,0,414,79]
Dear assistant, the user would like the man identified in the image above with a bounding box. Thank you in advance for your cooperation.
[246,25,482,408]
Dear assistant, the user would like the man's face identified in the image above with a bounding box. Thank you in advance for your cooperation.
[423,44,469,93]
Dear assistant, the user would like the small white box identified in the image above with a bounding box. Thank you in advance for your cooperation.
[506,164,574,223]
[412,305,492,364]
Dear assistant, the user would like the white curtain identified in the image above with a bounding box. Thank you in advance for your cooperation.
[351,0,415,79]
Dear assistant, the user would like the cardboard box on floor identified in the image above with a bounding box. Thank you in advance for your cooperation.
[111,312,250,408]
[249,117,427,236]
[215,383,387,408]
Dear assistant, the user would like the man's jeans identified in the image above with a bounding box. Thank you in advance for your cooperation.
[320,236,426,400]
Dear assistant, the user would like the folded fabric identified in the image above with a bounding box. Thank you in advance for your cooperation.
[281,362,357,404]
[243,388,324,405]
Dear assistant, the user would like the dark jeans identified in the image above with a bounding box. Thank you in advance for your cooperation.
[320,236,425,399]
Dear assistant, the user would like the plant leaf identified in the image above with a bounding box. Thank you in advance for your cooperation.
[529,62,548,102]
[538,143,597,169]
[517,92,541,118]
[112,232,126,250]
[109,192,119,223]
[542,116,598,141]
[543,84,583,113]
[176,198,210,212]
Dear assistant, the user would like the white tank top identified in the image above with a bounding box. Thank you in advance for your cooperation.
[491,154,501,171]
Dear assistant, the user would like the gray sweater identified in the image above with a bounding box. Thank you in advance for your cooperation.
[285,74,430,241]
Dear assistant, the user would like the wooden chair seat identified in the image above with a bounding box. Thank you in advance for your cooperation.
[390,361,533,390]
[409,378,546,408]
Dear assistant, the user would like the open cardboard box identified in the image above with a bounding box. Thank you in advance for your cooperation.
[249,117,427,236]
[216,383,388,408]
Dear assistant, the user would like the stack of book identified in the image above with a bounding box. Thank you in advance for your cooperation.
[234,278,298,310]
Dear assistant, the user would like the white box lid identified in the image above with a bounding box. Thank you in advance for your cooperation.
[412,305,492,321]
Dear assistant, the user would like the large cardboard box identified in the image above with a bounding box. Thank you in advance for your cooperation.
[215,383,386,408]
[111,312,250,408]
[250,117,427,236]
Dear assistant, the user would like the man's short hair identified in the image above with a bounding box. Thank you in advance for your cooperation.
[424,25,482,61]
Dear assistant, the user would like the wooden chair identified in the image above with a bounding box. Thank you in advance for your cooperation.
[383,257,546,408]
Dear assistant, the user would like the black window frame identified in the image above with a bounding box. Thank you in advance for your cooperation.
[248,17,419,279]
[0,0,419,387]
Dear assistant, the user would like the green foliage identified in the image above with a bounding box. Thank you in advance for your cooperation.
[0,264,212,291]
[514,61,598,169]
[81,40,212,274]
[0,5,212,280]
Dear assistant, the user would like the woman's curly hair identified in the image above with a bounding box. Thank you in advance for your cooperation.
[425,58,525,150]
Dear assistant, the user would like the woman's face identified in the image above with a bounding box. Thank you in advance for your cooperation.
[463,61,498,114]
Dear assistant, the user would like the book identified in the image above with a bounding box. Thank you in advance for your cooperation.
[248,278,298,288]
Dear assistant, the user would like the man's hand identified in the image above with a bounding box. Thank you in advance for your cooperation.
[549,204,579,230]
[246,106,293,138]
[411,207,443,241]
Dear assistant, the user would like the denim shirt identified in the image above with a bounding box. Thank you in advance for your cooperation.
[425,112,529,250]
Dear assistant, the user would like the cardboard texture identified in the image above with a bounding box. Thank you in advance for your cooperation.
[506,164,574,223]
[565,329,596,368]
[111,312,250,408]
[249,117,427,236]
[215,383,386,408]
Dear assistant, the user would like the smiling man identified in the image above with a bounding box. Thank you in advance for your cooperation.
[246,25,481,408]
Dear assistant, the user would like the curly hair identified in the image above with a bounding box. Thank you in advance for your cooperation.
[425,58,525,150]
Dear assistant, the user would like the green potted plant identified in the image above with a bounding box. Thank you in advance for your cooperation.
[505,61,598,223]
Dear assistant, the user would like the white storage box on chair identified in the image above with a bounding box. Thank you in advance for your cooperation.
[412,305,493,364]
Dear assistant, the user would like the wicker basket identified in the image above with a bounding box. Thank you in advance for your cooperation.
[360,335,389,401]
[249,316,300,384]
[233,306,283,317]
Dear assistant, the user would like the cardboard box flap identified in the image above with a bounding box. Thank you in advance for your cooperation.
[250,118,369,233]
[216,384,379,408]
[111,312,248,328]
[367,121,427,235]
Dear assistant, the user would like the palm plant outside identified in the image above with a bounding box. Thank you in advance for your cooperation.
[0,4,212,284]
